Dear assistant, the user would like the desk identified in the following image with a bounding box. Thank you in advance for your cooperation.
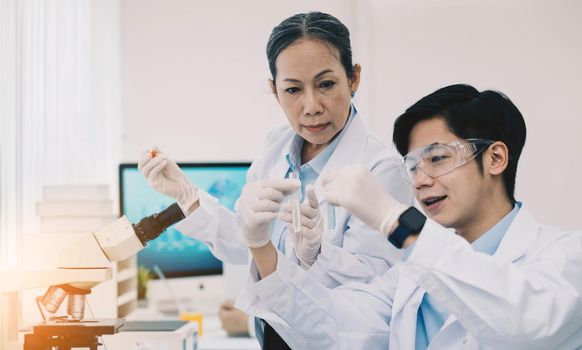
[127,308,260,350]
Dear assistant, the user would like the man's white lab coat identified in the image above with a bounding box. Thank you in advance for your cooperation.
[237,206,582,349]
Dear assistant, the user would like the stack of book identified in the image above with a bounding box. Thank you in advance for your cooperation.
[34,184,120,318]
[37,185,117,235]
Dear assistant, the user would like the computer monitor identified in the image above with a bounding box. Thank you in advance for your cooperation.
[119,162,250,311]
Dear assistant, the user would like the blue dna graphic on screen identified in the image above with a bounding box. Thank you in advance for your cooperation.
[120,164,249,277]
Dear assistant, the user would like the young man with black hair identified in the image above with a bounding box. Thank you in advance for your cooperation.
[237,84,582,349]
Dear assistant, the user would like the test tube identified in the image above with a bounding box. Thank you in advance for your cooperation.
[289,171,301,232]
[327,204,336,231]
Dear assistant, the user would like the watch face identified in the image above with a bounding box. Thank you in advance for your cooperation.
[390,207,427,249]
[403,207,427,232]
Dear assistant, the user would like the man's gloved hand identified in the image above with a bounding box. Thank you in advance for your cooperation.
[280,184,324,267]
[138,147,199,215]
[239,179,300,248]
[322,165,408,236]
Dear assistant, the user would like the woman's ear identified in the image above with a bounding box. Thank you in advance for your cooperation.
[349,64,362,93]
[487,141,509,176]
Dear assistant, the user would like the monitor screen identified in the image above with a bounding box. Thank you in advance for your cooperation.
[119,163,250,278]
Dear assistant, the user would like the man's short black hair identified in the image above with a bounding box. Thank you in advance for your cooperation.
[393,84,527,203]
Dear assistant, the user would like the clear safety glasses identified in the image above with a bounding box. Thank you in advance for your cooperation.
[401,138,494,183]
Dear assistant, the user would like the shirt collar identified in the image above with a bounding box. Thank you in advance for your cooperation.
[285,104,357,174]
[471,202,522,255]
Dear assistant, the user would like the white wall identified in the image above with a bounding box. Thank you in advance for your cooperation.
[121,0,582,228]
[121,0,354,162]
[362,0,582,228]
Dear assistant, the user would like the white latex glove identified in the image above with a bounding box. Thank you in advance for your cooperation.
[280,184,324,268]
[138,147,198,214]
[322,165,408,237]
[239,179,300,248]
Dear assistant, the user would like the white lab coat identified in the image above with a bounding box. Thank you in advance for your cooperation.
[175,112,413,287]
[237,206,582,349]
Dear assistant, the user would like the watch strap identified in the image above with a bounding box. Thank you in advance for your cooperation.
[388,207,426,249]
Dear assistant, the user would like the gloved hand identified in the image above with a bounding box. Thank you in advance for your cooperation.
[138,147,199,215]
[280,184,324,267]
[239,178,300,248]
[322,165,408,237]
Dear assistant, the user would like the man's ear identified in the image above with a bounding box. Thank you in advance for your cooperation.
[487,141,509,176]
[269,79,278,102]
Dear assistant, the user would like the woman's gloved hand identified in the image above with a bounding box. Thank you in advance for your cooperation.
[322,165,408,236]
[239,179,300,248]
[138,148,199,215]
[280,184,324,268]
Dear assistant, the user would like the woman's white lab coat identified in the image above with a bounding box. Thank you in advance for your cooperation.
[237,206,582,349]
[174,112,413,287]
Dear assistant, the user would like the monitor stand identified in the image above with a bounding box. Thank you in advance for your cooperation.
[147,275,224,315]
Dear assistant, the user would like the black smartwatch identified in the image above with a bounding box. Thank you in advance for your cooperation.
[388,207,427,249]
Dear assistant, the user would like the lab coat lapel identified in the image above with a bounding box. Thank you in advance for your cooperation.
[265,137,293,250]
[391,276,422,323]
[390,277,424,349]
[313,114,369,205]
[493,206,539,263]
[268,137,294,180]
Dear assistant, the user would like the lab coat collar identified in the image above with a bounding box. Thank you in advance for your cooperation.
[470,203,520,255]
[312,111,368,204]
[433,207,539,345]
[268,109,369,205]
[268,138,295,180]
[492,204,539,263]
